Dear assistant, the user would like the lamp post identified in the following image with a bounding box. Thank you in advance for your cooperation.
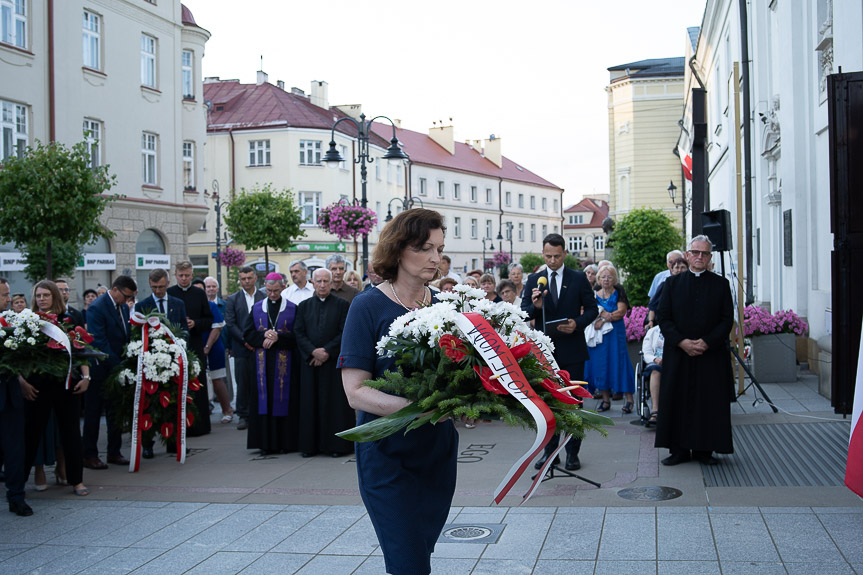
[209,179,231,290]
[667,180,690,219]
[505,222,514,264]
[384,195,424,222]
[481,237,495,273]
[324,113,409,275]
[582,234,597,262]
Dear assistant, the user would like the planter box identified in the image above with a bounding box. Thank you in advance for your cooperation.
[751,333,797,383]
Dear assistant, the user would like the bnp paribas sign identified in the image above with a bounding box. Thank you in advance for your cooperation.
[77,253,116,270]
[136,254,171,269]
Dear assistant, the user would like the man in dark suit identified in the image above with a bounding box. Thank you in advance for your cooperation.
[224,266,264,431]
[522,233,598,471]
[0,277,31,516]
[55,279,84,327]
[167,260,213,436]
[83,275,137,469]
[135,268,187,329]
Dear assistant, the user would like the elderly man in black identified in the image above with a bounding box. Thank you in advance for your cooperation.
[654,235,734,466]
[294,268,352,458]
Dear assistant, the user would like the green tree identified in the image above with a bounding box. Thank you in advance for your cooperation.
[223,184,306,271]
[0,140,117,280]
[520,253,544,274]
[564,254,580,271]
[609,208,682,306]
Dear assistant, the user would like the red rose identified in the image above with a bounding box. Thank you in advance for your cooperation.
[160,422,174,438]
[141,414,153,430]
[159,391,171,408]
[473,366,508,395]
[63,316,73,324]
[510,342,533,360]
[439,334,469,363]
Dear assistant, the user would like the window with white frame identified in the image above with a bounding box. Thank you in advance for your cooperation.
[553,225,559,233]
[339,144,348,169]
[553,199,559,213]
[454,217,461,238]
[437,181,445,199]
[595,236,605,250]
[518,193,524,208]
[182,141,194,189]
[375,162,381,180]
[542,224,547,238]
[299,139,321,165]
[568,214,584,225]
[299,191,321,225]
[1,0,26,49]
[470,218,478,239]
[82,118,101,168]
[1,100,27,161]
[396,165,403,186]
[530,195,536,210]
[248,140,270,166]
[518,223,524,242]
[82,11,101,69]
[530,224,536,242]
[181,49,193,99]
[485,219,492,239]
[453,183,460,200]
[568,236,578,251]
[486,187,493,204]
[140,34,156,88]
[470,186,477,202]
[141,132,157,185]
[418,177,427,196]
[505,191,511,206]
[542,197,547,211]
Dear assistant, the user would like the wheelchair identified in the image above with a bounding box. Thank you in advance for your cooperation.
[630,351,656,428]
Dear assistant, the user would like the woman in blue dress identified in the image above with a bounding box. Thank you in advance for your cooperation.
[338,209,458,575]
[584,264,635,413]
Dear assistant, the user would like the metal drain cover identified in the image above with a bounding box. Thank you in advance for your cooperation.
[617,486,683,501]
[437,523,505,544]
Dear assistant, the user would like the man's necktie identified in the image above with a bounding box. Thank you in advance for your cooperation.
[549,271,559,306]
[116,303,128,334]
[158,298,165,314]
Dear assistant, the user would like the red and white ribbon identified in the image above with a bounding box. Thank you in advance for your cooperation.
[40,322,72,389]
[128,312,189,471]
[454,313,558,504]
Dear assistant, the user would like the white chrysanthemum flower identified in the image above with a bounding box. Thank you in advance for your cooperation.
[26,337,36,345]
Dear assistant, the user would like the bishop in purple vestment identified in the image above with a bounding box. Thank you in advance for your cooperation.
[242,273,300,454]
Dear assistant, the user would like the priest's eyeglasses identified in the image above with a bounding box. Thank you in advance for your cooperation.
[688,250,712,258]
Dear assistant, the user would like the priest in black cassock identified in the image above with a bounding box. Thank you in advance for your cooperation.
[655,235,734,466]
[294,268,353,457]
[242,273,300,454]
[168,261,213,437]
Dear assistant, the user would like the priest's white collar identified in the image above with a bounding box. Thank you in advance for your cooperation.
[690,269,705,277]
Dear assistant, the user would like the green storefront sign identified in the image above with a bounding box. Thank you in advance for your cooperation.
[289,242,346,253]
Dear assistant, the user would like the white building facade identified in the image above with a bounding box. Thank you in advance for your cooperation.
[0,0,209,299]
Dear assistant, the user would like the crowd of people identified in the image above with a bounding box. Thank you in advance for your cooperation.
[1,211,734,575]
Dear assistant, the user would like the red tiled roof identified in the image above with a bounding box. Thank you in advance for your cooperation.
[563,197,608,228]
[203,81,390,147]
[181,4,197,26]
[371,123,562,190]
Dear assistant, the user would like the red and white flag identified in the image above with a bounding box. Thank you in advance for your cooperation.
[678,145,692,181]
[846,323,863,497]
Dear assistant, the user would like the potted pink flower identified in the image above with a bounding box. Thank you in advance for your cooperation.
[743,306,808,383]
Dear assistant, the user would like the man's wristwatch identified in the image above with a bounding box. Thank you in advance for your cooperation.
[81,375,91,380]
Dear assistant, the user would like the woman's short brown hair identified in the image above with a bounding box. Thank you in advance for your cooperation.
[31,280,65,315]
[372,209,445,281]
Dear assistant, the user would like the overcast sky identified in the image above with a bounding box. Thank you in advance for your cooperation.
[183,0,707,208]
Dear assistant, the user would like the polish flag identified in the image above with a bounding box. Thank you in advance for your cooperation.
[846,323,863,498]
[678,145,693,181]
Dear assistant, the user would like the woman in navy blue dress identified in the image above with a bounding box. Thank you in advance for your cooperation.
[338,209,458,575]
[584,264,635,413]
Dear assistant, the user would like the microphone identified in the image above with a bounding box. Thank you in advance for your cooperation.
[536,276,548,292]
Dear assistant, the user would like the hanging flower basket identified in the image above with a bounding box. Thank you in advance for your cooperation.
[218,247,246,268]
[318,202,377,240]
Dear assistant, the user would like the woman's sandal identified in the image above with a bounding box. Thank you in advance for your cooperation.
[597,401,611,412]
[622,402,633,414]
[73,486,90,497]
[647,411,658,426]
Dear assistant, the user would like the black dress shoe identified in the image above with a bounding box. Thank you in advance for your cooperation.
[661,451,691,466]
[534,452,560,470]
[9,500,33,517]
[565,454,581,471]
[693,451,719,465]
[142,447,154,459]
[301,452,314,458]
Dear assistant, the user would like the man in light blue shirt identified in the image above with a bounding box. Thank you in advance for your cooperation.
[647,250,684,299]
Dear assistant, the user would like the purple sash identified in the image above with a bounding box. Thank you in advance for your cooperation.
[252,299,295,416]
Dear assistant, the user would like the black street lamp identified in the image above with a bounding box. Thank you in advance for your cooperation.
[384,195,424,222]
[208,180,231,292]
[667,179,690,218]
[481,237,495,273]
[324,113,409,275]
